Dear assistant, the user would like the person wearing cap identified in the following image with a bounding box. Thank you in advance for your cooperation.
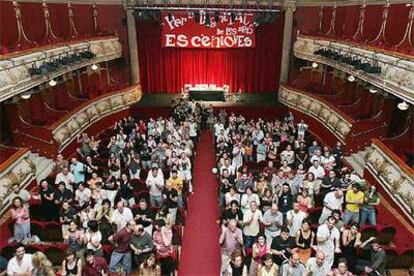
[355,237,386,275]
[343,183,365,225]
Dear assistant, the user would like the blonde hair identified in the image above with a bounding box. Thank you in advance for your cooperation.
[32,251,55,276]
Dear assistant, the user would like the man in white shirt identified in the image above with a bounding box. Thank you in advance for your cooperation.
[286,202,308,237]
[145,167,165,207]
[280,145,295,165]
[112,201,133,231]
[9,183,32,203]
[55,166,75,191]
[75,182,92,207]
[308,161,326,179]
[243,201,263,249]
[7,244,33,276]
[317,216,341,271]
[319,188,343,224]
[305,250,329,276]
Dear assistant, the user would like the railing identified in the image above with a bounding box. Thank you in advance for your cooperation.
[364,138,414,223]
[51,85,143,150]
[278,84,353,143]
[0,36,122,102]
[293,35,414,105]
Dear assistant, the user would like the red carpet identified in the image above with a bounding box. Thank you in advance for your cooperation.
[178,130,221,276]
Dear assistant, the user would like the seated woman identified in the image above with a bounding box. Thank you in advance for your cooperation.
[9,197,31,243]
[341,223,362,273]
[295,219,314,264]
[31,251,55,276]
[327,258,355,276]
[225,250,248,276]
[250,234,271,276]
[61,249,82,276]
[138,254,161,276]
[84,220,103,257]
[296,188,313,213]
[63,220,85,256]
[153,219,175,275]
[257,253,279,276]
[95,199,114,244]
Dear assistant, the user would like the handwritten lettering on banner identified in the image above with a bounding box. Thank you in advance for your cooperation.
[161,12,256,48]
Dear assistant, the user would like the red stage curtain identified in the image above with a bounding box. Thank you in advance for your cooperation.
[136,14,284,94]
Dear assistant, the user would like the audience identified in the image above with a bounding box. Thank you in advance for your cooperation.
[1,102,396,275]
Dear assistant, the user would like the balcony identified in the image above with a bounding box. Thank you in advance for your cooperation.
[0,36,122,102]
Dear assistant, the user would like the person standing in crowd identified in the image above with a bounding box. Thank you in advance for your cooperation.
[83,249,109,276]
[225,250,248,276]
[262,203,284,244]
[316,216,341,271]
[111,201,133,232]
[146,166,165,208]
[220,220,244,274]
[360,184,380,226]
[61,249,82,276]
[343,183,365,225]
[319,188,343,224]
[257,253,279,276]
[280,253,305,276]
[355,237,387,275]
[9,183,32,203]
[305,250,329,276]
[242,201,263,249]
[9,197,31,243]
[108,219,136,275]
[130,224,154,269]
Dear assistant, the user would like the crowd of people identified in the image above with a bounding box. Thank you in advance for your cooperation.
[5,98,210,276]
[215,111,386,276]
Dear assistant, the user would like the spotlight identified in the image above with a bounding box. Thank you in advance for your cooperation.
[49,79,57,87]
[397,101,409,111]
[312,62,318,69]
[368,86,378,94]
[348,75,356,82]
[91,64,99,71]
[20,93,31,100]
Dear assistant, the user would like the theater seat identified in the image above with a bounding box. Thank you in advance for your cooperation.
[377,226,396,245]
[45,246,65,266]
[42,222,63,242]
[360,225,378,241]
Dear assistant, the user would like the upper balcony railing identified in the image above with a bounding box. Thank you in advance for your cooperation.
[293,35,414,105]
[0,36,122,103]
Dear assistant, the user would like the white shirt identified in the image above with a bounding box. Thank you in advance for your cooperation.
[55,172,75,190]
[112,207,133,231]
[287,210,307,237]
[243,209,263,236]
[240,193,260,214]
[146,172,165,196]
[322,191,343,216]
[280,150,295,164]
[308,165,326,179]
[7,254,33,275]
[75,188,92,206]
[317,224,340,253]
[306,257,329,276]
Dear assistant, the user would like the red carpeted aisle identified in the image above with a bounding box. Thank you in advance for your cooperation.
[178,130,221,276]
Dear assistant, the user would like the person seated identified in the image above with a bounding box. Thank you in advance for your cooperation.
[280,253,305,276]
[305,250,329,276]
[257,253,279,276]
[61,249,82,276]
[131,224,155,269]
[355,237,386,276]
[138,254,161,276]
[270,226,297,266]
[7,244,32,276]
[83,249,109,276]
[328,257,355,276]
[225,250,248,276]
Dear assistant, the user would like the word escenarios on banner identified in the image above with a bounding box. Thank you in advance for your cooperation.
[161,12,256,49]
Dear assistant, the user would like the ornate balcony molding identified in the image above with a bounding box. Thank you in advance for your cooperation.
[0,36,122,103]
[51,85,142,150]
[0,148,36,212]
[278,85,353,143]
[293,35,414,105]
[365,139,414,222]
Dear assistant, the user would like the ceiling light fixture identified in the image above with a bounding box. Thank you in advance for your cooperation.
[397,101,409,111]
[368,86,378,94]
[312,62,318,69]
[348,75,356,82]
[20,93,31,100]
[49,79,57,87]
[91,64,99,71]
